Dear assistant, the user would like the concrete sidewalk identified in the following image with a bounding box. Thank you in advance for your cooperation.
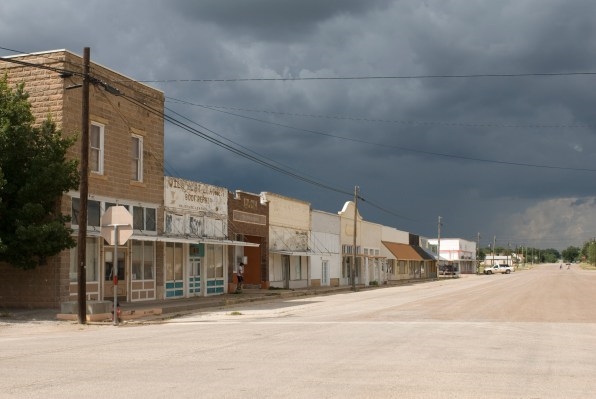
[4,278,440,324]
[1,285,356,324]
[116,286,355,322]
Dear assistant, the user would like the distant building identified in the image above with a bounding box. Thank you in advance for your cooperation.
[426,238,477,274]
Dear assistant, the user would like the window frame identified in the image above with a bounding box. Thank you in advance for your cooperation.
[131,134,143,182]
[90,122,105,175]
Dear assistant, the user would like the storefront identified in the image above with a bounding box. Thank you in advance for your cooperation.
[68,195,160,304]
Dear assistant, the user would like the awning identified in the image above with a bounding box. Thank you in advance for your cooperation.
[269,249,313,256]
[382,241,435,261]
[74,231,258,247]
[128,234,260,247]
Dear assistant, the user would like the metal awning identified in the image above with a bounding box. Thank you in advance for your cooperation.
[269,249,312,256]
[126,234,260,247]
[382,241,435,261]
[75,230,260,247]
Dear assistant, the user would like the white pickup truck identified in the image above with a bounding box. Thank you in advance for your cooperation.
[483,264,514,274]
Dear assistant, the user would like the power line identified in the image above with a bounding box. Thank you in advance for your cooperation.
[121,93,422,223]
[120,93,354,196]
[136,71,596,83]
[166,99,593,129]
[0,52,81,78]
[0,47,420,223]
[168,97,596,173]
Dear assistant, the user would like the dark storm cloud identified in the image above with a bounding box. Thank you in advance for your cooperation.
[168,0,393,42]
[2,0,596,249]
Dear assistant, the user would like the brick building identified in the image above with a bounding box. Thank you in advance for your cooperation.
[227,190,269,290]
[0,50,165,308]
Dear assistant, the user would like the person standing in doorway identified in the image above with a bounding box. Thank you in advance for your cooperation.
[237,262,245,293]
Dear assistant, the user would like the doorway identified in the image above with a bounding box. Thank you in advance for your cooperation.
[189,257,201,296]
[103,247,127,303]
[322,260,329,286]
[282,255,290,289]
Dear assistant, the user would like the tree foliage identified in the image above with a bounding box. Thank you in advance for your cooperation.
[561,246,580,263]
[0,76,79,269]
[580,240,596,265]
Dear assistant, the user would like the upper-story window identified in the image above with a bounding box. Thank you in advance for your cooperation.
[131,135,143,182]
[90,122,104,174]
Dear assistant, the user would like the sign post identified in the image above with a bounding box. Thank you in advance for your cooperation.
[100,206,133,326]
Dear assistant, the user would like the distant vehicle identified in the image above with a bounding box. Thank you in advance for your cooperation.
[439,264,457,275]
[484,264,514,275]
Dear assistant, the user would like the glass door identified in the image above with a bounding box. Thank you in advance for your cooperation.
[165,243,184,298]
[103,247,127,302]
[189,257,201,296]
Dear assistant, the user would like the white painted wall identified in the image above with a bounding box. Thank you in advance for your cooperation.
[310,210,341,286]
[262,192,311,288]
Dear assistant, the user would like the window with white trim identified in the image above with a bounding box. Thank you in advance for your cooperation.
[131,135,143,181]
[90,122,104,174]
[132,240,154,281]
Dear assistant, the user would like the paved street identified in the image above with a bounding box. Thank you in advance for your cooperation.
[2,264,596,398]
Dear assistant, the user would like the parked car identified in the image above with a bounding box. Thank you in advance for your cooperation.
[484,264,514,275]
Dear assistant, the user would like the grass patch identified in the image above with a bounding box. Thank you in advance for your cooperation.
[0,310,11,318]
[229,311,243,316]
[579,262,596,270]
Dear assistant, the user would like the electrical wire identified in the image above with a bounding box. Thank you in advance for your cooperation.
[167,97,596,173]
[166,99,594,129]
[120,92,423,223]
[121,93,354,196]
[136,71,596,83]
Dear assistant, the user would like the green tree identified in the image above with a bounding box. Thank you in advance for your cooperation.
[581,240,596,265]
[0,76,79,269]
[561,246,580,263]
[540,248,560,263]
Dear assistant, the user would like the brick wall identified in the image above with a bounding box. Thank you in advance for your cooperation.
[0,50,165,308]
[227,191,269,285]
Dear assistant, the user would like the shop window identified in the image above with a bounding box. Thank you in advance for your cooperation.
[132,241,154,281]
[71,198,100,227]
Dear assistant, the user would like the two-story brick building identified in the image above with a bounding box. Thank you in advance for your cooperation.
[0,49,165,308]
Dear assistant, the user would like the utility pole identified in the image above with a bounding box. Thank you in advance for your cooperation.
[492,235,496,266]
[476,232,481,274]
[437,216,442,278]
[351,186,359,291]
[77,47,90,324]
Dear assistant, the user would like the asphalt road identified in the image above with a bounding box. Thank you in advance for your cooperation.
[1,264,595,398]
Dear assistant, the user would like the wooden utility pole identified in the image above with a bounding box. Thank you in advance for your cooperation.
[476,232,480,274]
[437,216,442,278]
[351,186,359,291]
[492,235,496,266]
[77,47,90,324]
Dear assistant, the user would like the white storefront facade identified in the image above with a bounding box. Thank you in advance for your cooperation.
[310,210,341,287]
[263,192,311,289]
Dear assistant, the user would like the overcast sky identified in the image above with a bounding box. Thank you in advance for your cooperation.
[2,0,596,251]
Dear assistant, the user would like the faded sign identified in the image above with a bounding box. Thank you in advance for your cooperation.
[165,177,228,214]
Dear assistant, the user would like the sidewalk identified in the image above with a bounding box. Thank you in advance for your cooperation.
[4,278,442,324]
[117,286,355,322]
[1,285,356,324]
